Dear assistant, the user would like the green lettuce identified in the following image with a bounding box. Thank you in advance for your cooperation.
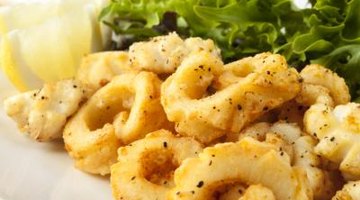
[100,0,360,101]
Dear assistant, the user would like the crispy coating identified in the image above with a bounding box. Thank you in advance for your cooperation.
[113,72,172,144]
[296,83,335,107]
[305,102,360,181]
[64,72,170,175]
[332,181,360,200]
[239,121,338,199]
[129,32,220,74]
[111,130,203,200]
[169,137,311,200]
[3,79,90,142]
[162,52,301,143]
[76,51,136,91]
[299,64,350,105]
[77,33,220,89]
[239,185,276,200]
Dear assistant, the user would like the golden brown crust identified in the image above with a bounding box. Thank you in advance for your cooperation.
[111,130,203,200]
[64,72,171,175]
[162,52,301,144]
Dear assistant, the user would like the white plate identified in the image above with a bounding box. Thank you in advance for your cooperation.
[0,73,112,199]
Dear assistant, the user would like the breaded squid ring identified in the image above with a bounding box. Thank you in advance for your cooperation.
[239,122,338,199]
[304,102,360,180]
[299,64,350,105]
[293,65,350,119]
[169,137,311,200]
[161,52,301,143]
[129,32,220,74]
[76,51,136,91]
[111,130,203,200]
[4,79,90,142]
[63,72,170,175]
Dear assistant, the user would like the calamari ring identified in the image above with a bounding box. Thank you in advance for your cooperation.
[63,72,170,175]
[3,79,90,142]
[295,83,334,107]
[305,102,360,180]
[332,181,360,199]
[239,122,338,199]
[161,52,301,143]
[76,51,136,91]
[299,64,350,105]
[169,137,311,200]
[128,32,220,74]
[110,130,203,200]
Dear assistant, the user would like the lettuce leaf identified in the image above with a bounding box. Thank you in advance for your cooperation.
[100,0,360,100]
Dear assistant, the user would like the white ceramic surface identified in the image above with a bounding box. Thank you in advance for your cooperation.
[0,73,112,200]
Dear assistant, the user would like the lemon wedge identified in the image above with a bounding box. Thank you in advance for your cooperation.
[0,0,110,91]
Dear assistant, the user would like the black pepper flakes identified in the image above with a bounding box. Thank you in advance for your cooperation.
[208,160,212,166]
[330,137,335,142]
[237,105,242,110]
[163,141,168,148]
[131,176,136,181]
[197,181,204,188]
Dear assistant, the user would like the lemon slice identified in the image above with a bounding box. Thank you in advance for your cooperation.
[1,31,43,90]
[0,2,59,33]
[0,0,109,91]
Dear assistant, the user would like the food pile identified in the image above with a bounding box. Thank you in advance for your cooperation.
[4,33,360,200]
